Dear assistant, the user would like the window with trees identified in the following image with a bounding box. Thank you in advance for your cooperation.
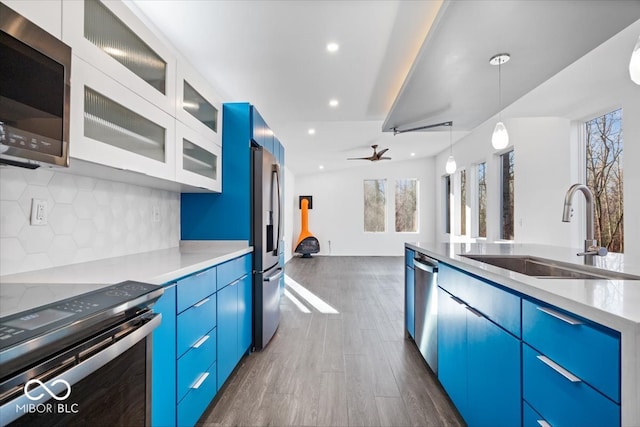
[460,169,467,236]
[364,179,386,232]
[477,162,487,238]
[500,150,515,240]
[585,108,623,252]
[444,175,451,234]
[395,179,419,232]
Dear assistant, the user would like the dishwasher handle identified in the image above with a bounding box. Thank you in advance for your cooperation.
[414,257,438,274]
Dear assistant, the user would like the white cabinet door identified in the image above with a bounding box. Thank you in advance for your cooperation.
[62,0,176,115]
[176,61,223,146]
[175,121,221,192]
[70,56,176,181]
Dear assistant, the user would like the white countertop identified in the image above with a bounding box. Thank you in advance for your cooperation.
[405,242,640,330]
[0,241,252,318]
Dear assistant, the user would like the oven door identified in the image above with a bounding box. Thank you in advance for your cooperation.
[0,312,160,426]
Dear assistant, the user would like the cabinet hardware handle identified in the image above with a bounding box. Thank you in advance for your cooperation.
[449,294,467,306]
[192,335,209,349]
[536,306,583,325]
[229,274,247,287]
[193,297,210,308]
[195,270,208,277]
[536,355,582,383]
[537,420,552,427]
[465,305,483,318]
[191,372,209,389]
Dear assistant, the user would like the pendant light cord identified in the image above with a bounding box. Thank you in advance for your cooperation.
[449,124,453,155]
[498,60,502,122]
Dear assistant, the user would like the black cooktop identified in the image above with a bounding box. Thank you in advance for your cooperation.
[0,281,163,353]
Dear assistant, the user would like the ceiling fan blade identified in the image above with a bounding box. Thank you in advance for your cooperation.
[377,148,389,157]
[347,156,374,160]
[380,156,392,160]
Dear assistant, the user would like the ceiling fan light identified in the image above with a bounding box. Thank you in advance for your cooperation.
[445,155,457,174]
[630,35,640,85]
[492,121,509,150]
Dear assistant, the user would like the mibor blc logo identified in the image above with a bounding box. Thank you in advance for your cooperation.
[16,378,79,416]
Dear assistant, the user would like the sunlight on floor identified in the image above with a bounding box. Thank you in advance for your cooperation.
[284,274,339,314]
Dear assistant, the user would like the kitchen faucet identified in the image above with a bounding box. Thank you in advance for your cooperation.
[562,184,608,265]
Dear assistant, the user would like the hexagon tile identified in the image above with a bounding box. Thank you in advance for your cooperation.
[0,166,180,276]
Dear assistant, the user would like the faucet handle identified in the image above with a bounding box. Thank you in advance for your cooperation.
[577,246,608,257]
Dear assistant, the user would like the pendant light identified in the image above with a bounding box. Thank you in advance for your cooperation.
[445,122,457,174]
[630,35,640,85]
[490,53,510,150]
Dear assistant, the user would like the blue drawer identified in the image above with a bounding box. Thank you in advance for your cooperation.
[177,293,217,358]
[177,327,217,403]
[177,361,217,427]
[523,400,548,427]
[217,254,251,290]
[522,299,620,402]
[405,248,415,268]
[438,263,521,337]
[523,344,620,427]
[177,267,217,314]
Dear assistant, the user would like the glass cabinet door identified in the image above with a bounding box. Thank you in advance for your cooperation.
[176,122,221,192]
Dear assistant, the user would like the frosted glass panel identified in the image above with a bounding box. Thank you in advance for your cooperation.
[183,81,218,132]
[84,0,166,94]
[183,139,217,180]
[84,88,165,162]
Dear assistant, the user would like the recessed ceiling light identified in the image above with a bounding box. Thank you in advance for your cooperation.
[319,165,324,170]
[329,99,339,107]
[327,42,339,53]
[308,128,316,135]
[410,152,416,157]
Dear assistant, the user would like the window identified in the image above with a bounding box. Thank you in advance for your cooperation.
[500,150,515,240]
[443,175,451,233]
[585,108,623,252]
[477,162,487,238]
[395,179,418,232]
[460,170,467,236]
[364,179,386,232]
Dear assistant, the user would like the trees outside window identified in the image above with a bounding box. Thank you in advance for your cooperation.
[444,175,451,234]
[395,179,418,232]
[460,170,467,236]
[364,179,386,232]
[477,163,487,238]
[586,108,623,253]
[500,150,515,240]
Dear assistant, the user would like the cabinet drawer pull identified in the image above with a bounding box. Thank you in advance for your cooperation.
[536,306,582,325]
[194,270,208,278]
[192,335,209,349]
[229,274,247,287]
[193,297,210,308]
[537,420,552,427]
[536,355,582,383]
[190,372,209,389]
[449,294,466,306]
[465,305,483,318]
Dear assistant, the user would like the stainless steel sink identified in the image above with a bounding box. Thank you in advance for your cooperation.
[460,254,640,280]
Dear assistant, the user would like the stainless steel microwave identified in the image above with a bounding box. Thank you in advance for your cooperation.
[0,3,71,169]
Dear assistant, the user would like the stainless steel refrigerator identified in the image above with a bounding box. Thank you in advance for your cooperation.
[251,146,283,350]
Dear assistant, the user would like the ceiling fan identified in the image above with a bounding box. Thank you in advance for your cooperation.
[347,144,391,161]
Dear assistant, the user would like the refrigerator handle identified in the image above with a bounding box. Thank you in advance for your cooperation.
[264,267,284,282]
[272,164,282,256]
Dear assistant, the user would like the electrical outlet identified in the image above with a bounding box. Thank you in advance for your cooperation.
[30,198,48,226]
[152,206,161,222]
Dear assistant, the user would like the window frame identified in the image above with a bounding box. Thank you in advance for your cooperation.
[474,161,487,239]
[499,149,515,241]
[363,178,388,233]
[394,178,420,234]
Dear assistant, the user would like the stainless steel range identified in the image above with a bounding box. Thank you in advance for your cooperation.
[0,281,163,426]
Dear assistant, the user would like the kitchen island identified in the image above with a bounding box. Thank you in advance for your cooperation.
[405,242,640,427]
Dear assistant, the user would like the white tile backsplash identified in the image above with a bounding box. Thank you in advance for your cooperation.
[0,166,180,276]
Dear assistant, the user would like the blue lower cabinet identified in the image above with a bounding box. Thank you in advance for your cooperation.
[405,265,415,338]
[176,293,217,358]
[437,287,469,420]
[523,344,620,427]
[523,400,547,427]
[217,282,239,390]
[238,274,252,355]
[177,328,217,403]
[466,308,521,427]
[177,361,218,427]
[151,285,176,427]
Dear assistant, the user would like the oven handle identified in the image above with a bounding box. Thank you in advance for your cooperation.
[0,313,161,425]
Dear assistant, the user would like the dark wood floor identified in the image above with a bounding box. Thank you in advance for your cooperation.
[199,256,465,427]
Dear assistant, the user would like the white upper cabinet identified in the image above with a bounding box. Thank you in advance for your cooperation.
[176,122,221,192]
[70,57,176,181]
[62,0,176,115]
[2,0,62,38]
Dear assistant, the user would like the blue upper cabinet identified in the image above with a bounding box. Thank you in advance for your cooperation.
[181,103,283,241]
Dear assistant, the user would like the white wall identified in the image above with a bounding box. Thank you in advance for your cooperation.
[283,165,295,262]
[292,157,436,256]
[0,167,180,276]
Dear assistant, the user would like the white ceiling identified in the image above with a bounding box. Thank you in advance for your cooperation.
[129,0,640,176]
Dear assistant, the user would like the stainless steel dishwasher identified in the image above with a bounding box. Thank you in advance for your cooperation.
[414,254,438,374]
